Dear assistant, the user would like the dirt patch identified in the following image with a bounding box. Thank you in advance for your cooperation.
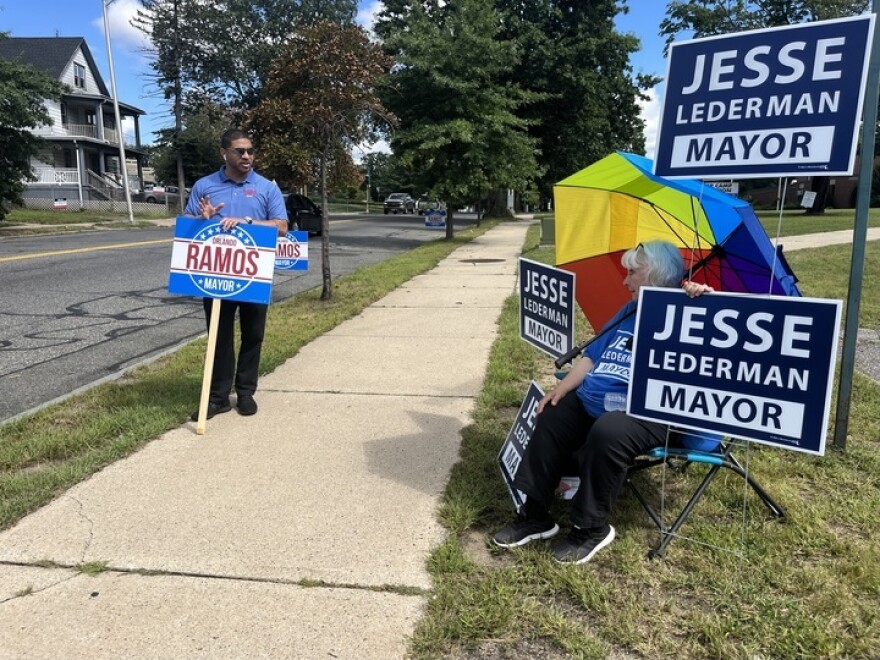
[446,638,571,659]
[461,529,518,569]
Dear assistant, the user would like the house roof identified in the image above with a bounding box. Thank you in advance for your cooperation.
[0,36,110,97]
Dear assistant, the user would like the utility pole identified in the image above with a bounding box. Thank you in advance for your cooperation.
[103,0,135,224]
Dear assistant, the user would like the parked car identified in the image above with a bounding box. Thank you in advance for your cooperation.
[136,184,187,205]
[285,193,323,235]
[416,195,445,215]
[383,192,415,214]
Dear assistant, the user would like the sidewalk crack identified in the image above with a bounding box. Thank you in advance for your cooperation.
[68,495,96,562]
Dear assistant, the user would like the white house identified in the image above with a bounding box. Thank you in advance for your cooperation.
[0,36,147,204]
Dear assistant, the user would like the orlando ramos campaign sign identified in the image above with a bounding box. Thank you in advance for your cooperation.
[169,217,278,304]
[628,288,841,456]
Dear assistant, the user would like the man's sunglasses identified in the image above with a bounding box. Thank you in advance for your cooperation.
[228,147,255,156]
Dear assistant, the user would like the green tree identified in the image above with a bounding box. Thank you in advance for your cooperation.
[139,0,358,112]
[660,0,872,213]
[134,0,209,211]
[661,0,869,38]
[376,0,542,238]
[497,0,654,202]
[150,107,230,185]
[0,33,65,221]
[249,21,391,300]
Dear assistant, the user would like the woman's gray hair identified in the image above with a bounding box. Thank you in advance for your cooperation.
[621,240,684,287]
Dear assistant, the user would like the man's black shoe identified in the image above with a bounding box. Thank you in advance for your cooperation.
[492,513,559,548]
[552,524,615,564]
[190,400,231,421]
[237,394,258,416]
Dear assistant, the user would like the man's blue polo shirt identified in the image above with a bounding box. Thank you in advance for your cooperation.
[185,167,287,222]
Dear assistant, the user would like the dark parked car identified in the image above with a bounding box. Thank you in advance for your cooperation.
[285,193,323,235]
[383,192,414,214]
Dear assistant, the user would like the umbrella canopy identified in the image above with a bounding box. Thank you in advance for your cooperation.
[554,151,800,332]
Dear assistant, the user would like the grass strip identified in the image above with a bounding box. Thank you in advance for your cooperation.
[0,219,499,529]
[411,225,880,658]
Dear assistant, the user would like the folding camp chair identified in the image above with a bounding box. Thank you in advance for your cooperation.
[550,371,785,558]
[625,438,786,558]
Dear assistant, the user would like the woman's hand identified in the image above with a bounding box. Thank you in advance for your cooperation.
[537,388,567,414]
[682,280,714,298]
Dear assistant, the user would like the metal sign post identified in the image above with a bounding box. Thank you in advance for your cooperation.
[834,2,880,449]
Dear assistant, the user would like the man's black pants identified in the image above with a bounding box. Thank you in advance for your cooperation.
[513,389,667,528]
[202,298,267,403]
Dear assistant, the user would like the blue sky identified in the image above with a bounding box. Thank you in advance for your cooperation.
[1,1,670,156]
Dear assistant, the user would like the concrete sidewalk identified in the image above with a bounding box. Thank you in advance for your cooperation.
[0,220,531,658]
[0,220,876,658]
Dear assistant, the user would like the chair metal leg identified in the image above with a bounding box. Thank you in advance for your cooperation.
[724,453,786,518]
[628,443,785,559]
[649,463,724,558]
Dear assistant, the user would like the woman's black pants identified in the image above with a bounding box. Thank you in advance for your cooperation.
[512,389,667,528]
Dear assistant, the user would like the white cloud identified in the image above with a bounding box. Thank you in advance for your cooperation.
[94,0,152,53]
[356,0,384,37]
[639,84,664,161]
[352,138,390,163]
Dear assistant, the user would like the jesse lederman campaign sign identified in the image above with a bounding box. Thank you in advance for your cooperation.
[655,14,875,178]
[628,288,841,456]
[169,217,278,305]
[519,258,575,360]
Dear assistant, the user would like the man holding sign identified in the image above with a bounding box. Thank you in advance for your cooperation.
[185,128,287,420]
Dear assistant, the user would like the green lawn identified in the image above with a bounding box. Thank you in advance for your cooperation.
[410,224,880,659]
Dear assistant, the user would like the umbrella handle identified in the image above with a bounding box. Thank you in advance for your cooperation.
[553,308,637,369]
[554,338,594,369]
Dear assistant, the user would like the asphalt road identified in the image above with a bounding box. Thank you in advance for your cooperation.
[0,212,476,424]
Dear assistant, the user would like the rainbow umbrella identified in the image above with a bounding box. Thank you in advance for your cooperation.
[554,151,800,332]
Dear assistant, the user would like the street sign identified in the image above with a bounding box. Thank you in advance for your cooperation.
[629,288,842,455]
[706,180,740,196]
[656,15,875,178]
[168,217,278,305]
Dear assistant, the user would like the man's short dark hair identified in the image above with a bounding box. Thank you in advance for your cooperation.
[220,128,251,148]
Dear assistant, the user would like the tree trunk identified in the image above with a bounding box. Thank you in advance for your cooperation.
[445,207,455,240]
[484,189,513,218]
[320,144,332,300]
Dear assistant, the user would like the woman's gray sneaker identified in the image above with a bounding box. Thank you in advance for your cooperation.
[492,514,560,548]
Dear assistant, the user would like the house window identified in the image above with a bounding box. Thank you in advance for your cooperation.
[61,103,68,127]
[74,63,86,88]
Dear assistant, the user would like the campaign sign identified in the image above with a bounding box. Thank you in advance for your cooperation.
[168,217,278,305]
[519,258,576,360]
[424,209,447,228]
[497,381,544,510]
[655,15,875,178]
[275,230,309,271]
[629,288,842,455]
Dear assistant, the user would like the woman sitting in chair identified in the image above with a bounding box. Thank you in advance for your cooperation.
[493,239,712,564]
